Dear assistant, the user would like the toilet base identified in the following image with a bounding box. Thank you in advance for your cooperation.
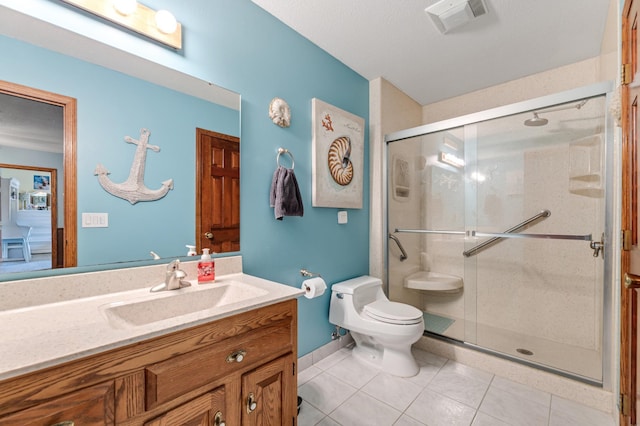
[351,333,420,377]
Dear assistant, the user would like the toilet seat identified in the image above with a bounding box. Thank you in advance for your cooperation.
[363,300,423,325]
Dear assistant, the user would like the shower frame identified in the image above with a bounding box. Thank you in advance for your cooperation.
[383,81,615,387]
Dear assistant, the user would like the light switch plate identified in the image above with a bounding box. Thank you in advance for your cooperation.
[338,210,348,224]
[82,212,109,228]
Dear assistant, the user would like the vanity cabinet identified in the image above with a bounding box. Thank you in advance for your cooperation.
[0,299,297,426]
[0,382,115,425]
[241,354,294,426]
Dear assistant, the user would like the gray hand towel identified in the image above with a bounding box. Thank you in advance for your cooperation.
[270,166,304,220]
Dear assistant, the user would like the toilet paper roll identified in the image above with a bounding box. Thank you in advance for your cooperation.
[301,277,327,299]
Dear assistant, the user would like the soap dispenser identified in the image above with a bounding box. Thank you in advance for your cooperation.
[197,248,215,283]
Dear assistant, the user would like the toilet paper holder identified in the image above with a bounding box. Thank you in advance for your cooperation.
[300,268,321,278]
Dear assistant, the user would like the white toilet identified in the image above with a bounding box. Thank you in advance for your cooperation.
[329,275,425,377]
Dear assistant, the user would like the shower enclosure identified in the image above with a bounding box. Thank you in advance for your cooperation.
[385,82,613,385]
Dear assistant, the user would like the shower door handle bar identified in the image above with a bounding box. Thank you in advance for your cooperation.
[394,229,590,241]
[470,232,592,241]
[463,209,551,257]
[394,229,467,235]
[388,233,408,261]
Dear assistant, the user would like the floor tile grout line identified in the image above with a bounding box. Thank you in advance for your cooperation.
[544,396,552,426]
[471,373,497,424]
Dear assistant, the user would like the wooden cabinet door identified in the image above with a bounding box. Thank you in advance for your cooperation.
[241,354,296,426]
[145,386,226,426]
[0,382,114,426]
[196,128,240,254]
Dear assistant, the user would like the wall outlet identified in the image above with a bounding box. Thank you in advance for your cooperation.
[337,210,348,224]
[82,212,108,228]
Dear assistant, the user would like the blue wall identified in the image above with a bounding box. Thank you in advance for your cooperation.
[0,0,370,356]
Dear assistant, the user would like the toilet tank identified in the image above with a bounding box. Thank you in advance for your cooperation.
[331,275,385,310]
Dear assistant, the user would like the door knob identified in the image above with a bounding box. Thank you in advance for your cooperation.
[204,232,213,239]
[625,273,640,289]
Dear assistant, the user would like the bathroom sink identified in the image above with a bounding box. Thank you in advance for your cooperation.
[102,281,269,328]
[404,271,463,292]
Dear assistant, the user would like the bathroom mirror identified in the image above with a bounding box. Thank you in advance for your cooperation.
[0,8,240,281]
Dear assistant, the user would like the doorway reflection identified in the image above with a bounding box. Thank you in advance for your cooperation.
[0,166,57,274]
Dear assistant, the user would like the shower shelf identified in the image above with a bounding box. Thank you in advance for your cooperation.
[404,271,463,293]
[569,134,603,198]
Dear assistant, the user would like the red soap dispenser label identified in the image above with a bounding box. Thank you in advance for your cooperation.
[198,261,215,283]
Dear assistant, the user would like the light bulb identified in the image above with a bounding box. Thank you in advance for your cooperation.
[155,10,177,34]
[113,0,137,16]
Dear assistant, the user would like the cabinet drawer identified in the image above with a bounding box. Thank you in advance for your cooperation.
[0,382,115,426]
[146,322,292,409]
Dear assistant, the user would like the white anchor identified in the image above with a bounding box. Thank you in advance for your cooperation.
[94,128,174,204]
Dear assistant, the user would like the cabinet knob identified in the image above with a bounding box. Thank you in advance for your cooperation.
[247,392,257,413]
[214,410,226,426]
[204,232,214,239]
[51,422,75,426]
[226,349,246,363]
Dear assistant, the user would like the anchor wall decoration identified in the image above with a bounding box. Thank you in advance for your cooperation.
[95,128,174,204]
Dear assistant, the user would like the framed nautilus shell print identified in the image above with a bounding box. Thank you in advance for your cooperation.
[311,98,365,208]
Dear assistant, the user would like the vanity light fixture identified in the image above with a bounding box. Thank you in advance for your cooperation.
[113,0,137,16]
[60,0,182,49]
[155,9,178,34]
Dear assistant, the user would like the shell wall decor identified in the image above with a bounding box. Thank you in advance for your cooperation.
[311,98,365,209]
[328,136,353,186]
[269,97,291,128]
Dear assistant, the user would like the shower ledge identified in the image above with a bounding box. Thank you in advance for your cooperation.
[404,271,463,293]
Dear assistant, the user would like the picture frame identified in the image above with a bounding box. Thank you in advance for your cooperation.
[33,175,50,190]
[311,98,365,209]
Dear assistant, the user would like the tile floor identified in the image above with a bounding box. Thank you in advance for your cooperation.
[297,346,615,426]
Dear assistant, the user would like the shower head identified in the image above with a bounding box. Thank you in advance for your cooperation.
[523,99,589,127]
[524,112,548,127]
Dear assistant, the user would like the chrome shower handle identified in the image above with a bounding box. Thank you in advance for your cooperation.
[590,233,604,258]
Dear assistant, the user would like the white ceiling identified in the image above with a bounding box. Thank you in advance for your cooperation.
[0,93,63,154]
[251,0,612,106]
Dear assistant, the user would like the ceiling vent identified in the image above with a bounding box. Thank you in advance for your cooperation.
[425,0,488,34]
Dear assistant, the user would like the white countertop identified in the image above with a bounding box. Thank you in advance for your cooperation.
[0,271,303,380]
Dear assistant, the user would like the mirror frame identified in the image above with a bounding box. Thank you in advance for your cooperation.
[0,80,77,268]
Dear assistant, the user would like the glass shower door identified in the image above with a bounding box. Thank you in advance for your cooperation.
[464,95,606,382]
[387,86,611,384]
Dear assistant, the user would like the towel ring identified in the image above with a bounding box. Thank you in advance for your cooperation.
[277,147,295,169]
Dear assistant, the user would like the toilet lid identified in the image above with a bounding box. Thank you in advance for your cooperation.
[363,301,423,325]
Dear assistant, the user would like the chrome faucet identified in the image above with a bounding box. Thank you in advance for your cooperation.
[150,259,190,292]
